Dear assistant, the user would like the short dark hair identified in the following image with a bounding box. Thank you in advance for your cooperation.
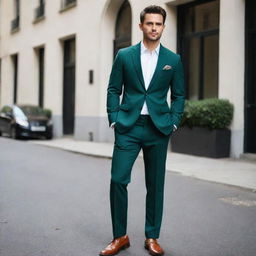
[140,5,167,24]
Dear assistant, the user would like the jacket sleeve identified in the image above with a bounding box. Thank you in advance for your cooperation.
[106,50,124,126]
[170,55,185,128]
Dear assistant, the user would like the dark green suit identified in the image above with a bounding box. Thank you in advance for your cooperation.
[107,42,185,239]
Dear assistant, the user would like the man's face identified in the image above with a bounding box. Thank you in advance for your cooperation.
[139,13,165,42]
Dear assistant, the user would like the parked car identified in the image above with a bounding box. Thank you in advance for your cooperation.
[0,104,53,139]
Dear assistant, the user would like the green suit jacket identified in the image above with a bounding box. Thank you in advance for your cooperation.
[107,42,185,136]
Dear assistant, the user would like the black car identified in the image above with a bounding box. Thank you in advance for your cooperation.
[0,105,53,139]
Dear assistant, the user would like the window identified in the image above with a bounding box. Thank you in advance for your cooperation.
[65,0,76,5]
[113,1,132,58]
[34,0,45,20]
[178,0,219,100]
[60,0,76,11]
[11,0,20,32]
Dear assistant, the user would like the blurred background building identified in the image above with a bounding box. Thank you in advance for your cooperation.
[0,0,255,158]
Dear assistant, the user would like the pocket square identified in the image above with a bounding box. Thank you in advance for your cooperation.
[163,65,172,70]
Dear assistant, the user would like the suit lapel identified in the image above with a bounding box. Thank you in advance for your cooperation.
[147,44,165,91]
[131,42,145,90]
[131,43,166,91]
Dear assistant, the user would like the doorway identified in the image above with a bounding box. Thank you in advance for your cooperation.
[38,47,44,108]
[12,54,18,104]
[63,38,76,135]
[244,0,256,153]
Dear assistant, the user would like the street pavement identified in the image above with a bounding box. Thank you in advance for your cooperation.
[0,137,256,256]
[31,137,256,191]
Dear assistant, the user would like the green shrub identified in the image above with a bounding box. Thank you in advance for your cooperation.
[43,108,52,118]
[181,98,234,129]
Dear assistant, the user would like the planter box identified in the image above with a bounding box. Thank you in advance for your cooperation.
[171,125,231,158]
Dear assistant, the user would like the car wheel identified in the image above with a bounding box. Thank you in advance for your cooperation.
[11,127,18,139]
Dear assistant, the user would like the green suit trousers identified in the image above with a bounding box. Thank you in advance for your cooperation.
[110,115,170,239]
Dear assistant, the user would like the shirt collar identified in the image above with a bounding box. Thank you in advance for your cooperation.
[141,41,160,55]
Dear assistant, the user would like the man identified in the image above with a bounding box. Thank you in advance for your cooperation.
[100,5,185,256]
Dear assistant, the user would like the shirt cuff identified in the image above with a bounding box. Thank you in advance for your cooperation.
[110,122,116,128]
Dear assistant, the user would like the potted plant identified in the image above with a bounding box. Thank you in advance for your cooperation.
[171,98,234,158]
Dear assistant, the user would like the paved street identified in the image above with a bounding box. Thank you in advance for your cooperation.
[0,137,256,256]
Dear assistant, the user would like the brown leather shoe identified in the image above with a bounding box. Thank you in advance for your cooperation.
[99,235,130,256]
[144,238,164,256]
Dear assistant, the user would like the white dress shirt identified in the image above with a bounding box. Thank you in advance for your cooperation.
[140,42,160,115]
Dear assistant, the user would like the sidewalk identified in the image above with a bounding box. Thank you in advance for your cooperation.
[30,138,256,191]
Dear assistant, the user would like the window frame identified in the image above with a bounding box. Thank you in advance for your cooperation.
[177,0,220,100]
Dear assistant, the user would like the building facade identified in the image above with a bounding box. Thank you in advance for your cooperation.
[0,0,255,158]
